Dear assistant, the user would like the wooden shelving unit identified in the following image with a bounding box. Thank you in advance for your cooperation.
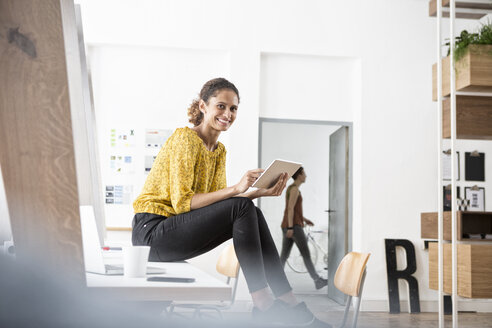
[432,45,492,100]
[426,1,492,325]
[421,211,492,241]
[429,243,492,298]
[442,95,492,140]
[429,0,492,19]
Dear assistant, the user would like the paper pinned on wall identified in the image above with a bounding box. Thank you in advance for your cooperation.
[110,128,136,148]
[145,155,157,173]
[145,129,172,149]
[465,186,485,211]
[442,150,459,181]
[109,155,135,174]
[105,185,133,205]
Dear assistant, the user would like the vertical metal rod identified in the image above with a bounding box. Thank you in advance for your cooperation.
[436,0,444,326]
[450,0,458,327]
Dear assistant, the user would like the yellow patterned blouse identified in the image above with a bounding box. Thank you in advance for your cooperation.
[133,127,227,217]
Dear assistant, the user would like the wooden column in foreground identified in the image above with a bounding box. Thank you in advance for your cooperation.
[0,0,84,282]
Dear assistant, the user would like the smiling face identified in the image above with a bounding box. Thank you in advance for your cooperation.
[199,89,239,132]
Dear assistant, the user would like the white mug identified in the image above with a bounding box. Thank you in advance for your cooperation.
[122,246,150,278]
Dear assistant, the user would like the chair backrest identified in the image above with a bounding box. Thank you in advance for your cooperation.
[334,252,371,297]
[216,244,240,278]
[216,244,240,306]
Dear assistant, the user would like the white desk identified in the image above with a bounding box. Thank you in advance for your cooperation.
[86,261,231,302]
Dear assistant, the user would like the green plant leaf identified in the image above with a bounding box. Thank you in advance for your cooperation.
[445,21,492,61]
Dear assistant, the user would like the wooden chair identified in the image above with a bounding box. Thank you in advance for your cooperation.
[166,244,240,319]
[334,252,371,328]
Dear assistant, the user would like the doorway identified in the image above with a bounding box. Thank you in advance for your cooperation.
[258,118,352,301]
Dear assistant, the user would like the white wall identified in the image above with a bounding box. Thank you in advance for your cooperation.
[260,53,358,122]
[77,0,492,310]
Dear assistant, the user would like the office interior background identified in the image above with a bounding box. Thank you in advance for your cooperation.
[1,0,492,319]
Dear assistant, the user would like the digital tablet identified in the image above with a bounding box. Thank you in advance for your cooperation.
[252,159,302,189]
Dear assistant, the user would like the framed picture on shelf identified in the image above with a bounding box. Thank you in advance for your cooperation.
[464,186,485,212]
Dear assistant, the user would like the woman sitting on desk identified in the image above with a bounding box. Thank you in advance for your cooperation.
[132,78,330,327]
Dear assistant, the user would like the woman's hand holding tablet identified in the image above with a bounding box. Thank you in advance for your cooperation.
[252,159,302,189]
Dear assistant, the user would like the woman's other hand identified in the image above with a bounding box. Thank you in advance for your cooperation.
[235,169,264,194]
[257,172,288,197]
[286,229,294,238]
[304,218,314,226]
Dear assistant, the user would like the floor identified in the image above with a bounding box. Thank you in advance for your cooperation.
[164,268,492,327]
[218,294,492,328]
[299,294,492,328]
[268,269,492,327]
[285,270,329,295]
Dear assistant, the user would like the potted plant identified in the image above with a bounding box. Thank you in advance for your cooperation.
[432,22,492,100]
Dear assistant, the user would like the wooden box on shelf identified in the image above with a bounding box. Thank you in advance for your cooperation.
[421,211,492,241]
[442,95,492,140]
[432,44,492,101]
[421,211,452,240]
[429,242,492,298]
[429,0,492,19]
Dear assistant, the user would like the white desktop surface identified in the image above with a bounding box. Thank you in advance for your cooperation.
[86,255,231,301]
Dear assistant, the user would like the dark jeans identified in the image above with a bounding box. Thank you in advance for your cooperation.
[279,225,320,281]
[132,197,292,297]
